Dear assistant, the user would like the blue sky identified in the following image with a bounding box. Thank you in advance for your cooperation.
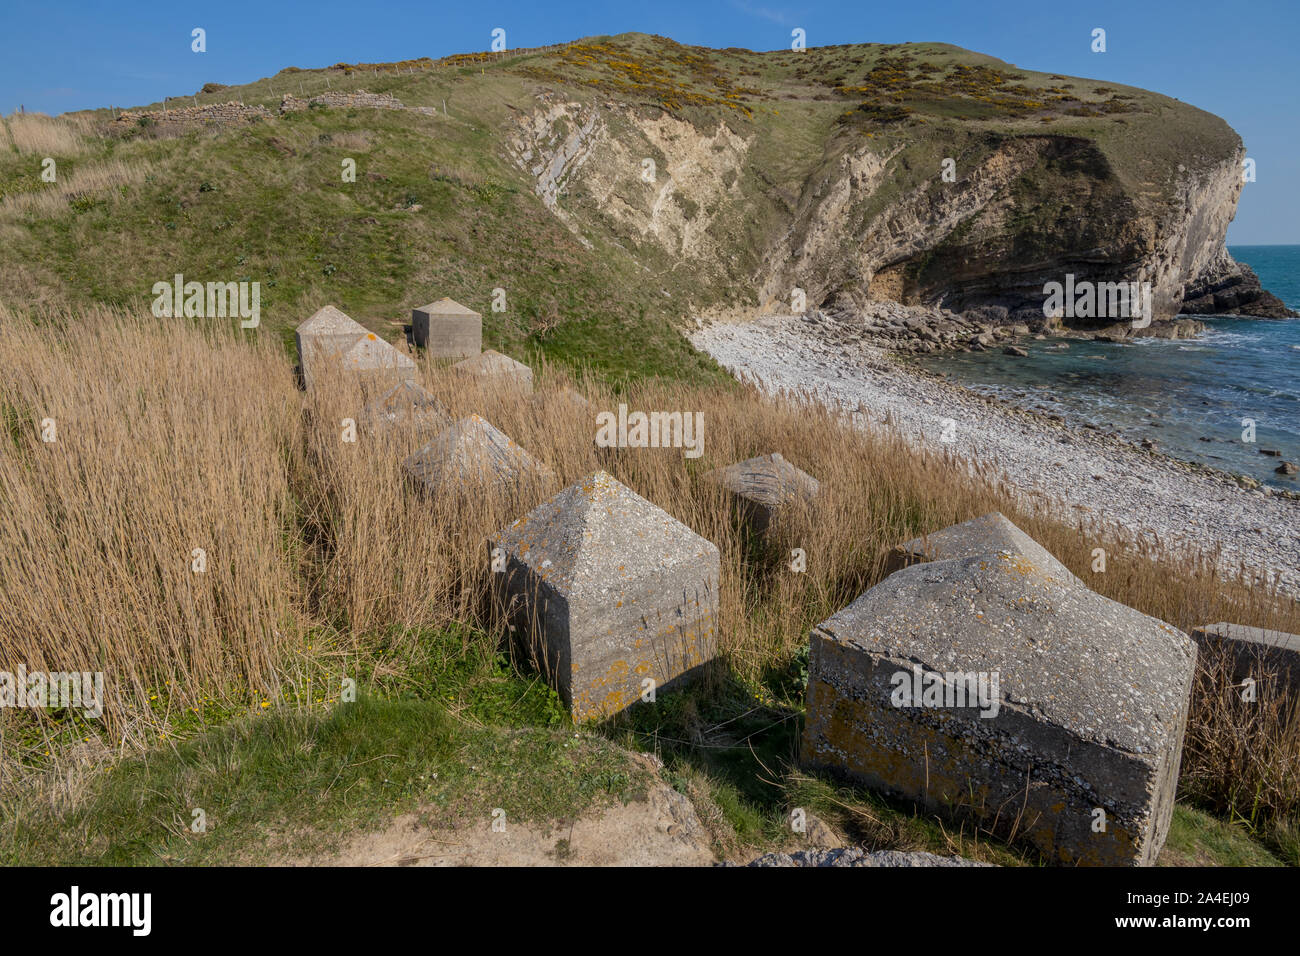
[1,0,1295,241]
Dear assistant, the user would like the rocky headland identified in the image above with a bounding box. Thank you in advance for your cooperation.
[505,36,1294,335]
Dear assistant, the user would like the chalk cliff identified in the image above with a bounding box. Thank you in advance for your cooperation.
[505,35,1293,327]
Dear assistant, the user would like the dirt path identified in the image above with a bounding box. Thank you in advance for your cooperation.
[289,778,717,867]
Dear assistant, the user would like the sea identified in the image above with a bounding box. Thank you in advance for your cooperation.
[913,245,1300,489]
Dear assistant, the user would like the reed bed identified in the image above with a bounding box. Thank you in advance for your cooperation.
[0,305,301,730]
[0,112,95,156]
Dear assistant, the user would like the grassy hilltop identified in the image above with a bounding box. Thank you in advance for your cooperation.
[0,34,1239,381]
[0,35,1294,867]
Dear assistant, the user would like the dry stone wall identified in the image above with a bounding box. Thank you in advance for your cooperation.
[111,89,440,137]
[279,91,439,117]
[113,102,273,132]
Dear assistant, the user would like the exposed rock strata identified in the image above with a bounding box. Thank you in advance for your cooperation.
[505,90,1290,327]
[756,302,1206,357]
[1180,251,1297,318]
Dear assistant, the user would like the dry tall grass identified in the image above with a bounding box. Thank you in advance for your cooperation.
[0,305,301,732]
[0,112,94,155]
[299,358,999,668]
[2,302,1298,829]
[1181,643,1300,831]
[0,159,151,219]
[302,354,1300,667]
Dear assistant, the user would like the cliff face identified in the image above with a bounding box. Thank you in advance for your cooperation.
[508,94,751,267]
[503,36,1292,327]
[894,140,1247,322]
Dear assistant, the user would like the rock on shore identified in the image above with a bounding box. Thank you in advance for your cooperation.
[797,301,1206,356]
[1180,252,1298,318]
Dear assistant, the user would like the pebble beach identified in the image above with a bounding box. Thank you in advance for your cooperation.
[691,311,1300,598]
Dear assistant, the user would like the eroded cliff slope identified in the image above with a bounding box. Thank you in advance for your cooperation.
[504,35,1292,325]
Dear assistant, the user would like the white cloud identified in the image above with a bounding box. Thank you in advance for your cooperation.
[729,0,792,26]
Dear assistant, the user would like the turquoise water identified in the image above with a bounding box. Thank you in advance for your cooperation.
[1234,245,1300,309]
[914,245,1300,489]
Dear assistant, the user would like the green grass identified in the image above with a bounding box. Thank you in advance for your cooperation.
[1,697,647,866]
[0,86,729,387]
[0,629,650,866]
[7,626,1292,866]
[1161,805,1285,867]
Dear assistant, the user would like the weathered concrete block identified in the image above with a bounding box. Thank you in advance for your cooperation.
[338,332,417,386]
[705,452,819,533]
[358,380,450,432]
[490,471,720,722]
[295,305,368,389]
[412,297,482,358]
[295,305,415,390]
[402,415,550,494]
[1191,622,1300,701]
[451,349,534,394]
[802,550,1196,866]
[889,512,1080,584]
